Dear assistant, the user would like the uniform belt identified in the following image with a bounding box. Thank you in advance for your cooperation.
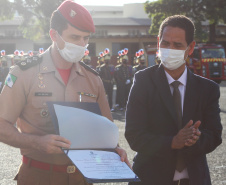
[22,156,76,173]
[173,179,189,185]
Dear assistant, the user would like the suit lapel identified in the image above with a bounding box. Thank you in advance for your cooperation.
[151,65,178,127]
[182,69,198,127]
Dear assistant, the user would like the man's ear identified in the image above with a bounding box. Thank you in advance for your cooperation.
[49,29,58,42]
[188,41,196,56]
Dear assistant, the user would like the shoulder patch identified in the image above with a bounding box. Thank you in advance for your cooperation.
[79,61,99,76]
[17,55,43,71]
[5,73,17,88]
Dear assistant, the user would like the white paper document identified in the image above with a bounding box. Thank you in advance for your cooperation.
[67,150,136,180]
[54,104,119,149]
[52,103,139,182]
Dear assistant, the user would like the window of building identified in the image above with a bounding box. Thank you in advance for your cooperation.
[0,43,16,54]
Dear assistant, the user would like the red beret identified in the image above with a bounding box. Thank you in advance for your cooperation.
[57,0,95,33]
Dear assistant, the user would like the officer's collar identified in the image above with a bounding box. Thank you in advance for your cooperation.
[39,47,56,73]
[39,47,85,76]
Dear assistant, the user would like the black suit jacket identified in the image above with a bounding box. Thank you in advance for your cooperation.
[125,64,222,185]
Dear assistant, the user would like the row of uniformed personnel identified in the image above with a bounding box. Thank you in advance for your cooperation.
[82,48,147,111]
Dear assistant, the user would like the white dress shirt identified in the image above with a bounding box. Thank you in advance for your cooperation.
[164,66,189,181]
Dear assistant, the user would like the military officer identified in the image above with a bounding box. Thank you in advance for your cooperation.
[0,1,129,185]
[13,50,21,64]
[115,52,133,111]
[0,50,7,66]
[99,49,115,110]
[0,50,9,91]
[96,52,104,73]
[20,50,26,61]
[155,50,161,65]
[133,50,147,75]
[82,49,93,68]
[114,53,122,109]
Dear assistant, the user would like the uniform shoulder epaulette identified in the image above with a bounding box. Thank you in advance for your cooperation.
[115,64,121,68]
[17,55,43,71]
[133,65,139,69]
[79,61,99,76]
[100,63,105,68]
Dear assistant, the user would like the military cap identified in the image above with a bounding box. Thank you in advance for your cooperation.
[57,0,95,33]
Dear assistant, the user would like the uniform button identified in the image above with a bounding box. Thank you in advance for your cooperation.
[40,109,49,117]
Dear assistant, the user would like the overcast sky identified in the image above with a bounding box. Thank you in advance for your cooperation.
[74,0,148,6]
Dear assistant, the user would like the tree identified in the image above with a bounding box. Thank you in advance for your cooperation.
[0,0,14,20]
[144,0,226,43]
[1,0,64,41]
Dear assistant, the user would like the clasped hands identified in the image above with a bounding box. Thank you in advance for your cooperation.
[171,120,201,149]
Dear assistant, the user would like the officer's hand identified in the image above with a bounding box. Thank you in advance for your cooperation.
[34,134,71,154]
[115,146,132,169]
[185,121,201,147]
[171,120,194,149]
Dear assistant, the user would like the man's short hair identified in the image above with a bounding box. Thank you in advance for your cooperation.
[158,15,195,45]
[50,10,68,35]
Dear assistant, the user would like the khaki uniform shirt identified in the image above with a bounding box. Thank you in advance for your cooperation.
[0,48,112,165]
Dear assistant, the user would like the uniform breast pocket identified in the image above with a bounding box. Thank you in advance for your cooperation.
[31,98,52,118]
[30,98,57,131]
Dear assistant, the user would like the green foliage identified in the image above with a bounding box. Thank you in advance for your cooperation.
[194,21,208,42]
[0,0,14,20]
[0,0,64,41]
[15,0,64,40]
[144,0,226,42]
[148,13,165,35]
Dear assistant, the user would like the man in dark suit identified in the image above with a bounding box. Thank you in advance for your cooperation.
[125,15,222,185]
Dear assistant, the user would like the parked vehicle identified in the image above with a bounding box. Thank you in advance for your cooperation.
[186,43,226,83]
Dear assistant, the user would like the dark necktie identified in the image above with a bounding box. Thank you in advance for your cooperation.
[171,81,186,172]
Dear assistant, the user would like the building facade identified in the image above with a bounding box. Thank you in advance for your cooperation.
[0,3,226,67]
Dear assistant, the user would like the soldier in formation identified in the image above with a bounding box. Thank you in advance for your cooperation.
[82,49,93,68]
[0,50,9,92]
[133,49,147,75]
[114,48,133,111]
[99,48,115,111]
[96,51,105,73]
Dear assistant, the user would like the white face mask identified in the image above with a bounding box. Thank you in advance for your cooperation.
[159,48,187,70]
[56,33,88,63]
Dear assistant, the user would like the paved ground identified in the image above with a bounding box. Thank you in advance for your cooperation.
[0,81,225,185]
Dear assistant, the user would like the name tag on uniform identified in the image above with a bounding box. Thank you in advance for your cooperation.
[35,92,52,97]
[77,92,97,98]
